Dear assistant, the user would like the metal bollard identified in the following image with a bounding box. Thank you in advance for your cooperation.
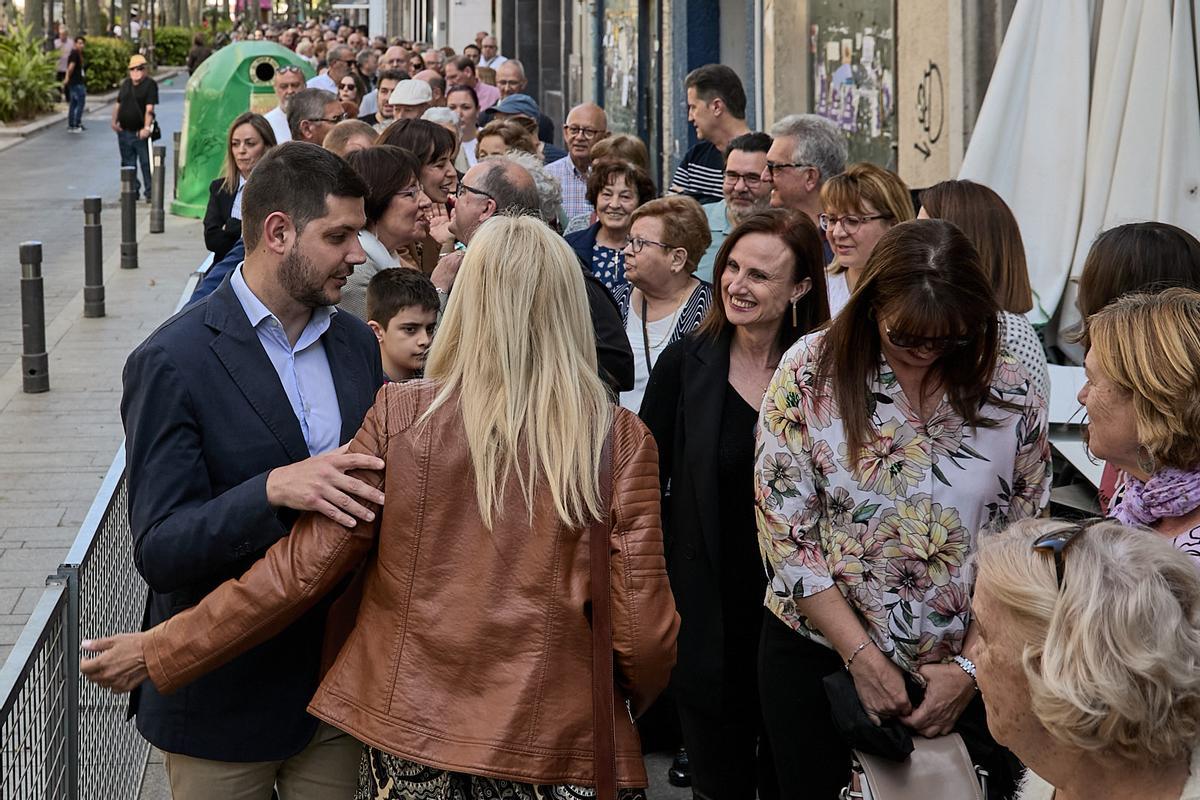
[172,130,181,200]
[83,197,105,318]
[120,166,138,269]
[20,242,49,394]
[150,145,166,234]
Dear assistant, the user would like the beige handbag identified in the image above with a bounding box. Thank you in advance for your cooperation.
[840,733,988,800]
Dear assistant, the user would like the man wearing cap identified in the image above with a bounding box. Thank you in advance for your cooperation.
[491,94,567,162]
[111,54,158,202]
[264,64,305,143]
[390,79,432,120]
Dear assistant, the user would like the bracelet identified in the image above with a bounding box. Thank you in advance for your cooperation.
[953,655,979,688]
[843,639,872,671]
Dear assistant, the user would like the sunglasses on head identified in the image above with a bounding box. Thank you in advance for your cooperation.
[1031,518,1104,589]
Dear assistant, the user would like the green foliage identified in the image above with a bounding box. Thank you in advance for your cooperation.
[83,36,133,93]
[0,23,58,123]
[154,26,192,66]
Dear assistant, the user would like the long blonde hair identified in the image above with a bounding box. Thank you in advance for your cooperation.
[421,215,613,529]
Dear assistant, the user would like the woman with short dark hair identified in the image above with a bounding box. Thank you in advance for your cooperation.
[338,145,432,320]
[754,219,1051,799]
[565,158,657,291]
[640,209,830,799]
[376,118,458,272]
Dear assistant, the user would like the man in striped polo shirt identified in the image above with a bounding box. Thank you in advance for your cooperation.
[668,64,751,205]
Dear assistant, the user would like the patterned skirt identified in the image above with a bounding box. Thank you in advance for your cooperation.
[354,747,648,800]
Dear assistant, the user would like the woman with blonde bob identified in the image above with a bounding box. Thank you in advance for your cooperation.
[819,162,915,315]
[1080,288,1200,565]
[78,216,680,799]
[973,518,1200,799]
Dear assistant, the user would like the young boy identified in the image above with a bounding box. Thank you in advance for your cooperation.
[366,268,440,381]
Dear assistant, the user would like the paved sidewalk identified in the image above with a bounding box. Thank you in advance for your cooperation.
[0,209,202,661]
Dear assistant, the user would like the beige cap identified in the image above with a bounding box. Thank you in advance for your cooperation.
[389,79,433,106]
[128,53,148,68]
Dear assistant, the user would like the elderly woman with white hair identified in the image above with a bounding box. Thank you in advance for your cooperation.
[972,518,1200,800]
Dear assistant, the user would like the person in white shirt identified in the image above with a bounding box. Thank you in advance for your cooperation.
[478,35,507,68]
[264,64,305,143]
[308,44,353,93]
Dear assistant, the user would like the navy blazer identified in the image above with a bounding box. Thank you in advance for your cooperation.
[203,178,242,262]
[564,221,600,270]
[121,275,385,761]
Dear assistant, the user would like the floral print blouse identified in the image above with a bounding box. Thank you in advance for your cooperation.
[754,331,1052,672]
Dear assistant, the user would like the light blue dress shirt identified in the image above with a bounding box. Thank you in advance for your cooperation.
[231,265,342,456]
[695,199,732,284]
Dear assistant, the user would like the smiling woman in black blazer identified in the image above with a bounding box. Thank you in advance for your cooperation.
[639,209,829,800]
[204,112,276,260]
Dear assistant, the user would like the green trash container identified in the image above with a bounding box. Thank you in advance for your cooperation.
[171,42,314,219]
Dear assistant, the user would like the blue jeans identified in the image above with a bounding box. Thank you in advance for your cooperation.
[117,129,152,199]
[67,83,86,128]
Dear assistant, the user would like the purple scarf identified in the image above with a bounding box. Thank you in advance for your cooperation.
[1111,467,1200,528]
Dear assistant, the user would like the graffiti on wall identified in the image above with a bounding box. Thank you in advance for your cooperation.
[913,60,944,160]
[602,1,639,137]
[808,0,896,167]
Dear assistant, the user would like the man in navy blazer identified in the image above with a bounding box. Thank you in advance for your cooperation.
[114,142,386,796]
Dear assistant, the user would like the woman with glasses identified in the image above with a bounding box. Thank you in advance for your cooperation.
[973,518,1200,800]
[377,119,459,272]
[819,162,915,315]
[338,74,362,116]
[609,195,713,412]
[337,146,432,320]
[754,219,1050,799]
[565,158,657,292]
[640,209,829,800]
[204,112,276,261]
[1079,289,1200,566]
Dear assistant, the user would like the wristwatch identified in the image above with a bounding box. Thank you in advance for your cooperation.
[953,655,978,688]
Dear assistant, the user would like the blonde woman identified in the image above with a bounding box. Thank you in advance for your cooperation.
[819,162,916,315]
[973,518,1200,799]
[1081,288,1200,564]
[203,111,276,260]
[79,215,679,799]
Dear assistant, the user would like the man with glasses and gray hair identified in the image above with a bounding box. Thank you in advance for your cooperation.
[286,88,344,144]
[761,113,847,232]
[545,103,608,220]
[264,64,305,143]
[307,44,354,93]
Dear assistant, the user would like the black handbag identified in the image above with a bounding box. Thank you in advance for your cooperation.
[150,114,162,141]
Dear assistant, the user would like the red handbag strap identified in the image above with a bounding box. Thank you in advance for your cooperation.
[590,430,617,800]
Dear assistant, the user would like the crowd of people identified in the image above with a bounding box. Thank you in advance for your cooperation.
[73,18,1200,800]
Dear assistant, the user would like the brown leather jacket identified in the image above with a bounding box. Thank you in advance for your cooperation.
[143,380,679,788]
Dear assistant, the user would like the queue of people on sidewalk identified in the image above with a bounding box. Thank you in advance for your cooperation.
[75,38,1200,800]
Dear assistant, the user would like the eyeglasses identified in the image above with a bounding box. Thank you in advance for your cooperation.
[276,65,303,74]
[819,212,893,235]
[884,325,974,354]
[497,79,523,89]
[623,235,676,254]
[564,125,603,139]
[455,182,494,201]
[307,113,348,124]
[129,65,146,72]
[340,82,357,90]
[395,185,422,201]
[724,171,764,189]
[1032,519,1103,589]
[764,161,813,178]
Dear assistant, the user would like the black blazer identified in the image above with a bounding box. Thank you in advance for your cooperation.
[121,276,384,761]
[638,329,740,708]
[581,265,634,393]
[203,177,241,261]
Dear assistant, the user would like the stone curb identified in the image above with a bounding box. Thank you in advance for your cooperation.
[0,68,185,140]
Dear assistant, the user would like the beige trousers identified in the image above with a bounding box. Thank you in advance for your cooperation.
[162,722,361,800]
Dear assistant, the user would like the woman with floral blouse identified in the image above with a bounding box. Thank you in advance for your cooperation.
[753,219,1051,799]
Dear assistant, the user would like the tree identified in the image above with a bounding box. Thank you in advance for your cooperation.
[24,0,44,38]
